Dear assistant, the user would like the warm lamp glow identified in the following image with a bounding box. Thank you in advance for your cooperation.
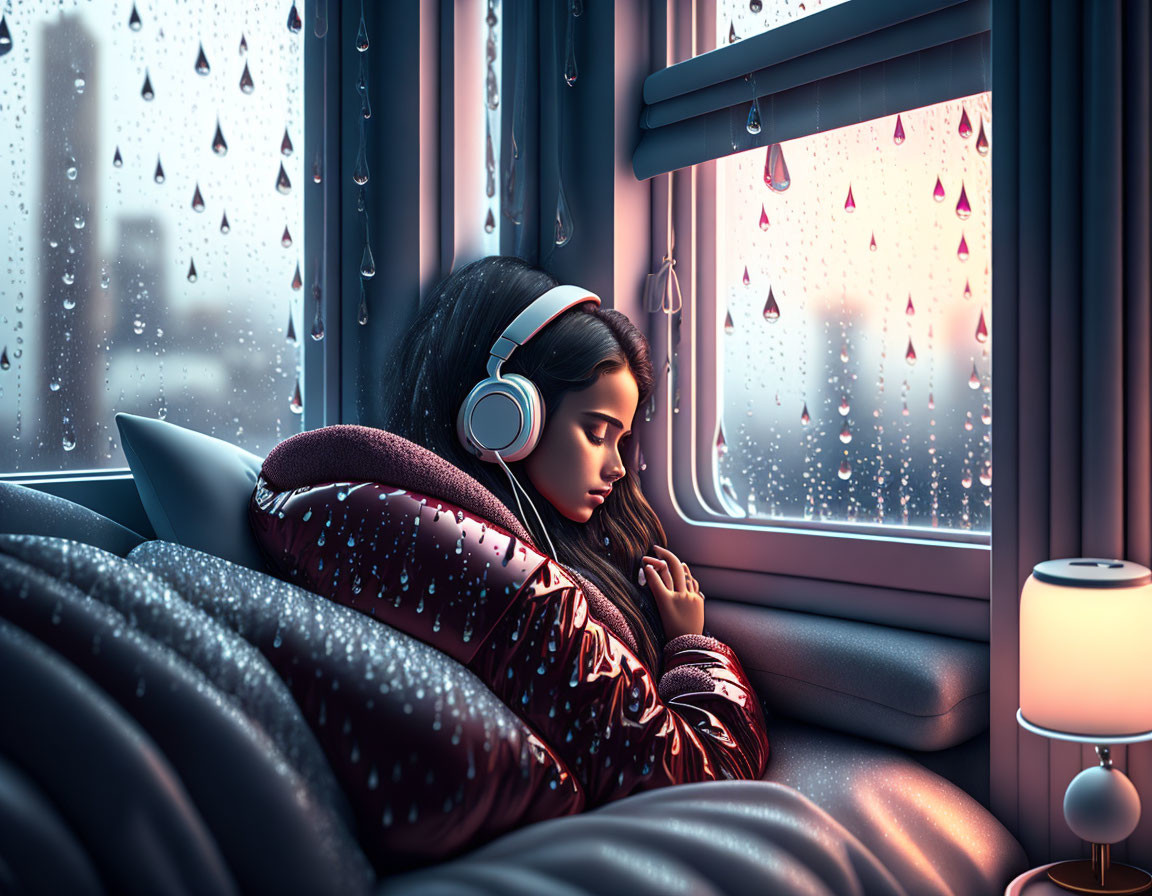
[1019,560,1152,740]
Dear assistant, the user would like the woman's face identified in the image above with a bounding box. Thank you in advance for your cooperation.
[524,367,639,523]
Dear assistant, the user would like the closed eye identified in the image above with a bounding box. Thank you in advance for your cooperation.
[585,429,605,446]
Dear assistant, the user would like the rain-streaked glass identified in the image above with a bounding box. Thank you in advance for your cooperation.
[0,2,305,474]
[714,93,992,531]
[716,0,852,47]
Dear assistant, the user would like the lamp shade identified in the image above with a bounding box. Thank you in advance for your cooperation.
[1019,559,1152,741]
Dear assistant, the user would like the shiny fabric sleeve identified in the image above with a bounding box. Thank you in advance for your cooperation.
[466,558,771,809]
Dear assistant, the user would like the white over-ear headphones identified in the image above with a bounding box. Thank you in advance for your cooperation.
[456,284,601,464]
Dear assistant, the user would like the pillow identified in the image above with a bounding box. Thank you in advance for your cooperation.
[0,481,146,556]
[115,412,266,571]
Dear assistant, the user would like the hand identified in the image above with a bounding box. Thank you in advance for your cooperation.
[639,544,704,638]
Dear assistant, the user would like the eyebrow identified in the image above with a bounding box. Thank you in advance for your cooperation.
[582,411,632,436]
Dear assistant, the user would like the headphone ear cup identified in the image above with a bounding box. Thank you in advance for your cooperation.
[456,374,544,463]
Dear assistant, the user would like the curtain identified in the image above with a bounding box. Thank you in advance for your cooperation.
[990,0,1152,868]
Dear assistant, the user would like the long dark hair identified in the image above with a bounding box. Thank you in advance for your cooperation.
[379,255,669,674]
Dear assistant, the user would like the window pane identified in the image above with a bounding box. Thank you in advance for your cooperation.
[714,93,992,532]
[716,0,852,47]
[0,2,306,475]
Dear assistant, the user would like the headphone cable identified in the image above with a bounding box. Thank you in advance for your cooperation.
[494,450,559,562]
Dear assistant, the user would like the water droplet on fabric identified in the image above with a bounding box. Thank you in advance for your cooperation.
[141,70,154,100]
[893,114,905,144]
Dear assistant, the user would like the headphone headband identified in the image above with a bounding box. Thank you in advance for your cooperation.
[485,284,601,379]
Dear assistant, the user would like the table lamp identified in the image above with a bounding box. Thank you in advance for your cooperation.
[1018,558,1152,894]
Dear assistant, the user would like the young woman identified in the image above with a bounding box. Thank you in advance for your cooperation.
[252,254,770,820]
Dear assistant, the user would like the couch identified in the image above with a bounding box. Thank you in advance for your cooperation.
[0,414,1029,895]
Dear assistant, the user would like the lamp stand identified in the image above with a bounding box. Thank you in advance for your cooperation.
[1048,747,1152,895]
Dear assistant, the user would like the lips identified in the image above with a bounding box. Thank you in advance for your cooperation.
[589,488,611,497]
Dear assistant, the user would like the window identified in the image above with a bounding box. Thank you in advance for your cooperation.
[636,0,992,602]
[714,92,991,531]
[0,2,307,475]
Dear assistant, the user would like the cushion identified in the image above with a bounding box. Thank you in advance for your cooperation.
[0,536,374,896]
[127,540,585,875]
[704,601,989,750]
[115,412,267,570]
[0,480,145,556]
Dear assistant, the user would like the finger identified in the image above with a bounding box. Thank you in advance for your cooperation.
[641,562,666,593]
[652,545,686,594]
[643,555,675,591]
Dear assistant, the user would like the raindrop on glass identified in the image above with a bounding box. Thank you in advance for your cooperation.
[968,361,981,389]
[955,182,971,219]
[141,70,154,101]
[979,466,992,487]
[800,402,810,425]
[74,73,86,94]
[964,279,972,300]
[312,151,323,183]
[113,146,123,167]
[212,120,228,155]
[353,145,369,185]
[289,377,303,413]
[869,233,877,252]
[314,0,329,37]
[187,258,197,282]
[742,266,750,286]
[358,281,369,325]
[286,310,297,342]
[716,424,728,458]
[844,184,855,212]
[73,215,85,230]
[976,119,990,155]
[840,344,849,363]
[905,338,916,365]
[195,43,210,75]
[729,22,737,43]
[220,211,230,233]
[837,460,852,480]
[287,2,303,34]
[276,163,292,194]
[281,129,293,156]
[762,287,780,322]
[311,308,324,341]
[62,295,76,310]
[133,319,146,336]
[100,268,110,288]
[239,61,255,94]
[933,176,945,202]
[191,184,205,212]
[905,294,915,315]
[764,143,790,191]
[65,158,78,180]
[281,226,292,248]
[958,106,973,138]
[61,271,75,285]
[356,186,366,213]
[750,0,762,11]
[893,114,905,144]
[239,33,248,55]
[723,309,735,334]
[356,14,369,51]
[975,309,988,343]
[63,429,77,452]
[981,404,992,425]
[291,262,302,290]
[758,205,769,230]
[154,157,165,183]
[838,397,850,416]
[360,241,376,278]
[0,347,8,370]
[555,181,573,247]
[128,4,142,31]
[745,96,761,135]
[484,208,496,233]
[0,16,11,57]
[957,233,969,260]
[839,425,852,444]
[49,379,60,391]
[928,392,935,409]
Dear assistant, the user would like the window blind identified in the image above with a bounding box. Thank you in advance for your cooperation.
[633,0,990,180]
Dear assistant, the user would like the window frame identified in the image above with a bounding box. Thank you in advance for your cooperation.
[640,0,991,619]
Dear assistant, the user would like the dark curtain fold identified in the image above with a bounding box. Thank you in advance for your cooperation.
[991,0,1152,869]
